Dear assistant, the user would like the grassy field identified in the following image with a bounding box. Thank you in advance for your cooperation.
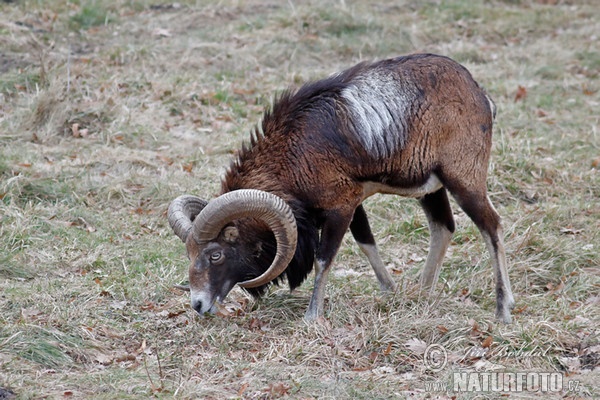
[1,0,599,398]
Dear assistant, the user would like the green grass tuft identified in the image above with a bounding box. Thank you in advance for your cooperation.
[69,2,115,30]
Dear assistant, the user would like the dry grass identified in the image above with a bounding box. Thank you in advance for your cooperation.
[1,0,599,398]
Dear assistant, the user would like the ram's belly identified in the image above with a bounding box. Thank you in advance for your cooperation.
[361,173,443,200]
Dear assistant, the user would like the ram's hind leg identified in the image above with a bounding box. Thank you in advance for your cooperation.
[419,188,455,294]
[350,205,397,292]
[449,186,515,323]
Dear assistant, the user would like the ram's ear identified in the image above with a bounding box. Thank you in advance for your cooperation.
[222,226,239,244]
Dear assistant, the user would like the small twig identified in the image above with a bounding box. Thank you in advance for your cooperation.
[28,33,47,86]
[142,350,156,391]
[156,350,164,390]
[142,344,165,393]
[67,42,71,94]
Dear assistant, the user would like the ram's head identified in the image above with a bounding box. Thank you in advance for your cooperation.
[167,189,297,315]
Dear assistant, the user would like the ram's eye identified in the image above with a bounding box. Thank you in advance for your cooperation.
[210,251,224,264]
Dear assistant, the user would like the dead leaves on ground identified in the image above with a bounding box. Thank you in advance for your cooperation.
[237,381,294,399]
[559,345,600,372]
[92,338,152,368]
[514,85,528,102]
[70,123,89,138]
[67,216,97,233]
[139,298,190,322]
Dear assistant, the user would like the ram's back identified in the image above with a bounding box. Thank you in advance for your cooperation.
[223,54,495,210]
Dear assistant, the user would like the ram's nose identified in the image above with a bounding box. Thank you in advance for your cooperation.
[191,299,204,315]
[190,292,214,315]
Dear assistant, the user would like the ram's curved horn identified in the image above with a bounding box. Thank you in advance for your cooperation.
[167,195,209,242]
[192,189,297,288]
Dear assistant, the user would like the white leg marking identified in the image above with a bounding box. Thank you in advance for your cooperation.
[305,259,331,321]
[419,223,453,294]
[481,228,515,324]
[356,242,396,292]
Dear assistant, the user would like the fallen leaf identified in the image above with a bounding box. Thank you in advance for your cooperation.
[514,85,527,102]
[482,336,493,348]
[546,280,565,294]
[585,295,600,305]
[71,123,80,138]
[558,356,580,372]
[167,309,186,319]
[215,114,233,122]
[233,87,255,96]
[513,305,527,314]
[569,301,582,309]
[264,382,290,397]
[182,162,194,173]
[582,85,596,96]
[374,366,395,375]
[473,359,507,371]
[114,354,136,363]
[21,308,42,321]
[110,300,127,310]
[70,217,96,233]
[560,227,583,235]
[152,28,171,37]
[238,382,249,396]
[383,342,393,356]
[248,317,266,331]
[404,338,428,355]
[409,253,424,263]
[94,352,113,365]
[157,154,173,165]
[391,267,403,275]
[469,319,482,336]
[368,351,379,362]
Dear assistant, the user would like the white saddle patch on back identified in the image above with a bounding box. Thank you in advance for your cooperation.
[341,69,415,158]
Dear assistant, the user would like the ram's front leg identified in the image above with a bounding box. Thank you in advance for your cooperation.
[305,209,354,321]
